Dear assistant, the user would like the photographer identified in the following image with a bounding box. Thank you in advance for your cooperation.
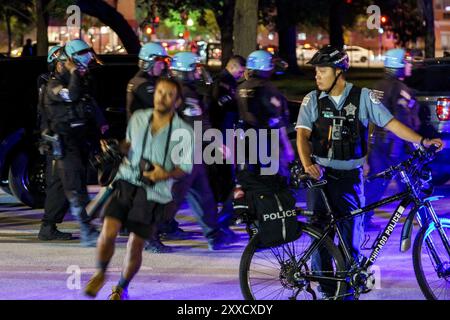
[37,39,108,246]
[84,78,194,300]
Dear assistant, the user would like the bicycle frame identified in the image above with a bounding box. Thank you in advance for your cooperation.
[297,168,450,286]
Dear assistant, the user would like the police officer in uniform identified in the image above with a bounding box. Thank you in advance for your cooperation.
[37,39,108,246]
[126,42,170,120]
[364,48,420,230]
[152,51,238,252]
[236,50,294,177]
[209,55,246,205]
[296,45,443,298]
[37,46,63,135]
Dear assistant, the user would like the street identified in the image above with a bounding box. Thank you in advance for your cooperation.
[1,183,449,300]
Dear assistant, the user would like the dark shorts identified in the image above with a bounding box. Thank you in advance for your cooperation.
[103,180,175,239]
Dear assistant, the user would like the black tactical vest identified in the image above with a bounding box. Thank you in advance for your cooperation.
[311,86,368,160]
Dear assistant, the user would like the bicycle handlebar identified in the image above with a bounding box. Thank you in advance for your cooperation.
[366,144,439,183]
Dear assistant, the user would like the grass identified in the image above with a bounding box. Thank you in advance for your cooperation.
[272,67,385,101]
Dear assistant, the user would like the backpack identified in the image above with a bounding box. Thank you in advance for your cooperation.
[236,170,301,248]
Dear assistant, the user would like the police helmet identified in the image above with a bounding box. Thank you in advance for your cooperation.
[138,42,170,72]
[246,50,274,71]
[307,45,350,72]
[384,48,406,69]
[64,39,102,70]
[170,52,201,72]
[47,45,62,64]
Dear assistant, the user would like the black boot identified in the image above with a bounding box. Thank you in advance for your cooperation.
[38,223,72,241]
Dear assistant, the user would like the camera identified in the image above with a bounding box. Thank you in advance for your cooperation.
[331,124,343,141]
[331,117,350,141]
[139,159,155,186]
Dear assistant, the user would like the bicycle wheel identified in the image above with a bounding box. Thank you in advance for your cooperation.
[239,222,347,300]
[413,218,450,300]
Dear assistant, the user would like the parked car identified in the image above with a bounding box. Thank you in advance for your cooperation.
[296,44,318,62]
[0,55,138,207]
[406,57,450,185]
[344,45,375,63]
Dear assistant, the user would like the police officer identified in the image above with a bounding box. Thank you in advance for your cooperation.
[296,45,443,299]
[152,51,238,252]
[37,46,62,135]
[209,55,246,205]
[38,39,108,247]
[364,48,420,230]
[236,50,294,177]
[126,42,170,119]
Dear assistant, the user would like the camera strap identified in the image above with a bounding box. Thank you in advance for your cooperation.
[140,113,173,168]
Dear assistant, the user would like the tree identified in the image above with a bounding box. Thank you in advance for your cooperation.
[0,0,33,56]
[418,0,435,58]
[375,0,426,50]
[35,0,50,56]
[233,0,258,58]
[141,0,236,65]
[274,0,302,73]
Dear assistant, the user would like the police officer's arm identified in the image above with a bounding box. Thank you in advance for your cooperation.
[364,88,444,151]
[384,119,443,150]
[47,69,83,103]
[295,92,322,180]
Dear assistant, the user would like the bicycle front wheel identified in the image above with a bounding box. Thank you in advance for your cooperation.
[413,218,450,300]
[239,222,347,300]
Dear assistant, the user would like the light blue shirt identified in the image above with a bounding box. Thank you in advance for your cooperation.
[115,109,194,203]
[295,82,394,170]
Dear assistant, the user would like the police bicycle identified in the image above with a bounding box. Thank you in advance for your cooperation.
[238,145,450,300]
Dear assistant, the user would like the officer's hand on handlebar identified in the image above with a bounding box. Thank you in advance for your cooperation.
[422,138,445,152]
[304,164,324,180]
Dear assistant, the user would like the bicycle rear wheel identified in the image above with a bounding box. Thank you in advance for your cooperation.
[239,222,347,300]
[413,218,450,300]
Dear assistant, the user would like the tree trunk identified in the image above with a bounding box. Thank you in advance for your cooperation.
[214,0,235,66]
[77,0,141,54]
[329,0,344,49]
[419,0,435,58]
[276,0,301,74]
[233,0,258,58]
[6,12,12,57]
[35,0,50,56]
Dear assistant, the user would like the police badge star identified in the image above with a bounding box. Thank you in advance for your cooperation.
[344,103,357,117]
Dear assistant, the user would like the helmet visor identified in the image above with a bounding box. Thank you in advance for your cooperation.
[72,49,103,69]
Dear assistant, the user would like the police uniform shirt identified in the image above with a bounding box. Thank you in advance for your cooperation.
[115,109,194,204]
[237,78,289,129]
[126,71,157,118]
[373,76,419,131]
[296,82,394,170]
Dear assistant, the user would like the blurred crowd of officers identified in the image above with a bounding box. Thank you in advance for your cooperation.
[34,39,443,299]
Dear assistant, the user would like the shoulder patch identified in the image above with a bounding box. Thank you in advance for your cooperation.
[270,96,281,108]
[239,88,254,98]
[301,95,311,107]
[369,90,381,104]
[400,89,411,101]
[127,83,134,93]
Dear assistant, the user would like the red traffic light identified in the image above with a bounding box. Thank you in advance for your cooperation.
[381,16,387,24]
[154,16,160,24]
